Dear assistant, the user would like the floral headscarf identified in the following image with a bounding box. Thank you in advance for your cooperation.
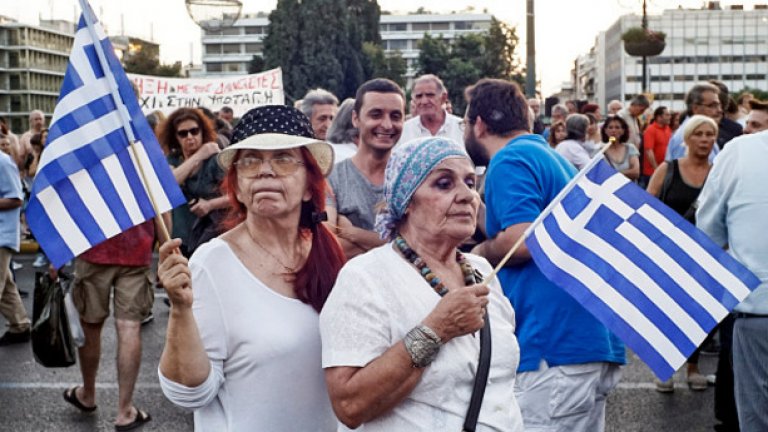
[374,137,470,240]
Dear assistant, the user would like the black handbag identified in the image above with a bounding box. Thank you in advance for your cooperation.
[31,272,77,368]
[463,271,492,432]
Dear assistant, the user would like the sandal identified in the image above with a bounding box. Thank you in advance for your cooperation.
[115,408,151,431]
[63,386,97,413]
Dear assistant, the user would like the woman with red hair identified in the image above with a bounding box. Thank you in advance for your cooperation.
[157,106,345,430]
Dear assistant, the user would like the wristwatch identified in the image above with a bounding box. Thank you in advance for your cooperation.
[404,325,442,368]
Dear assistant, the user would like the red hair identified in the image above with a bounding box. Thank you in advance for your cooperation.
[220,147,346,312]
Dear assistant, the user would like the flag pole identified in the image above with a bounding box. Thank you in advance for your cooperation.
[483,138,615,284]
[77,0,172,244]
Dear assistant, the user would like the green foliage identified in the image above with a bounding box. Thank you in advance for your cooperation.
[264,0,380,102]
[362,42,406,87]
[415,17,523,113]
[122,48,181,77]
[248,55,266,74]
[621,27,666,43]
[735,87,768,101]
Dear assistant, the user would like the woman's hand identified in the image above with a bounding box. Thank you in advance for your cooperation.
[158,238,193,309]
[422,283,489,343]
[193,142,220,162]
[189,198,212,217]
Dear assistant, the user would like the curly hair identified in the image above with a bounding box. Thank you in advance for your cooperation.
[158,108,217,157]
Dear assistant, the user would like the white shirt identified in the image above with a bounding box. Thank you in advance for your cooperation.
[331,142,357,163]
[397,110,465,147]
[320,244,523,432]
[555,139,591,170]
[696,131,768,314]
[158,238,337,431]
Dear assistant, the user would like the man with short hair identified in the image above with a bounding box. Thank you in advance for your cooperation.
[641,106,672,185]
[743,99,768,134]
[666,82,724,161]
[0,147,30,346]
[528,98,545,134]
[19,110,45,167]
[697,130,768,432]
[607,100,623,116]
[708,80,743,149]
[327,79,404,259]
[618,94,650,150]
[63,222,155,429]
[299,88,339,141]
[397,74,463,146]
[466,78,625,432]
[542,103,568,141]
[218,106,234,126]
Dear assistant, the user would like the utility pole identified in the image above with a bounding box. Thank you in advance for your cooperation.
[525,0,536,97]
[641,0,648,93]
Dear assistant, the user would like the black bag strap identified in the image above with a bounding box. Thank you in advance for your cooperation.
[463,271,492,432]
[658,159,677,203]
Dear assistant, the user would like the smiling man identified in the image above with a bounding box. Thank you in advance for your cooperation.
[327,78,405,259]
[397,74,464,147]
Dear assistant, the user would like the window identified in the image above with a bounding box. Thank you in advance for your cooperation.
[431,22,450,31]
[454,21,472,30]
[224,62,242,72]
[387,40,407,50]
[207,62,223,72]
[412,23,429,31]
[222,27,240,36]
[205,44,222,54]
[245,43,262,53]
[223,43,241,54]
[245,26,265,35]
[390,23,406,32]
[746,74,765,80]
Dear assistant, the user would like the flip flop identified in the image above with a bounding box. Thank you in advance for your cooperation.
[63,386,97,413]
[114,408,151,431]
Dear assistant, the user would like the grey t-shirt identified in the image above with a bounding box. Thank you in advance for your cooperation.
[328,159,384,231]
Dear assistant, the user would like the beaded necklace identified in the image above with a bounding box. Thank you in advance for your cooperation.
[394,235,477,297]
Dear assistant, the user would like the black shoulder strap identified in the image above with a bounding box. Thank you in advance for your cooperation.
[659,159,676,203]
[463,272,492,432]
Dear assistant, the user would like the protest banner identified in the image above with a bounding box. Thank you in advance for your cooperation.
[128,68,284,118]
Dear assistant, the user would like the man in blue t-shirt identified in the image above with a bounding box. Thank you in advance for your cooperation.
[466,79,625,431]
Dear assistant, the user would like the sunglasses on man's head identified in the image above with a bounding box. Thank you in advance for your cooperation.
[176,127,200,138]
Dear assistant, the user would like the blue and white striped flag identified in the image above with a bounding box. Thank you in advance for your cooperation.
[26,2,186,269]
[525,158,760,381]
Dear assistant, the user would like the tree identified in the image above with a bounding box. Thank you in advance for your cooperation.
[248,55,266,74]
[264,0,379,102]
[415,34,450,77]
[122,48,182,77]
[362,42,406,87]
[483,18,524,84]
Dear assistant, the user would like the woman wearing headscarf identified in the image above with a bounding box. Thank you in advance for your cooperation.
[321,137,523,431]
[157,106,346,430]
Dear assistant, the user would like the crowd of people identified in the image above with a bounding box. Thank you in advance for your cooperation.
[0,72,766,432]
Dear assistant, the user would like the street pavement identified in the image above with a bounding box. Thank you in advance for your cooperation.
[1,253,721,431]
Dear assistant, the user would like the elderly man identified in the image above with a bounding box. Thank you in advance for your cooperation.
[466,78,624,432]
[607,100,623,116]
[618,94,650,150]
[665,82,724,161]
[528,98,545,134]
[697,130,768,432]
[397,74,464,146]
[542,103,568,141]
[744,99,768,134]
[327,79,404,259]
[299,88,339,141]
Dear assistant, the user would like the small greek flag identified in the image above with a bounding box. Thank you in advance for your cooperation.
[525,158,760,381]
[26,1,186,269]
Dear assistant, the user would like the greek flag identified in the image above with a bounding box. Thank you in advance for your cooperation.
[26,2,186,269]
[525,158,760,381]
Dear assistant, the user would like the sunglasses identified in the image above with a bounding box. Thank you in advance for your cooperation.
[176,127,201,138]
[234,155,305,177]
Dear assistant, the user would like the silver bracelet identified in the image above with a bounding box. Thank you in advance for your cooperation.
[403,324,442,368]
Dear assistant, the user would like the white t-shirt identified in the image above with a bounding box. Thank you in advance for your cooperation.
[397,111,465,147]
[320,244,523,432]
[158,238,337,431]
[555,139,591,170]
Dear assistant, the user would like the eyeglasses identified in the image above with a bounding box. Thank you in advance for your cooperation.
[176,127,200,138]
[696,102,722,110]
[234,155,305,177]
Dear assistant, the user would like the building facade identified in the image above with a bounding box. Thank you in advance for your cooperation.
[379,13,493,84]
[200,14,269,76]
[0,17,74,132]
[199,12,494,86]
[576,4,768,112]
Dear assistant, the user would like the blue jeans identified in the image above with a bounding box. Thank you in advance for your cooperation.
[733,316,768,432]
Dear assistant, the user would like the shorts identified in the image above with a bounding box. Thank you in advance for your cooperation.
[73,259,153,323]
